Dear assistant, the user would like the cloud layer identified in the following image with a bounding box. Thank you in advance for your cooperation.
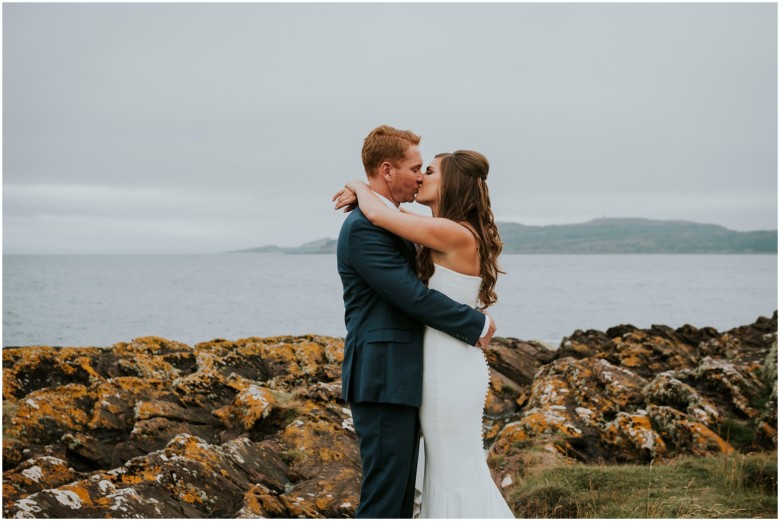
[4,3,776,253]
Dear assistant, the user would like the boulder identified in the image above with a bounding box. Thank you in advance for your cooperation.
[2,314,777,517]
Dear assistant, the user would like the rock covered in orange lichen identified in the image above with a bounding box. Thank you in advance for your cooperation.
[642,371,722,428]
[488,326,769,465]
[483,338,556,386]
[646,405,734,456]
[236,483,288,518]
[2,314,777,517]
[7,383,96,446]
[685,356,764,419]
[3,346,103,400]
[213,384,276,430]
[601,412,667,461]
[755,341,778,448]
[2,456,86,511]
[483,368,525,418]
[600,329,699,377]
[3,434,292,518]
[3,335,360,518]
[557,329,612,360]
[488,356,651,462]
[273,387,361,517]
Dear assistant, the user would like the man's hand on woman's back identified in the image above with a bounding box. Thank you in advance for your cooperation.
[476,312,496,349]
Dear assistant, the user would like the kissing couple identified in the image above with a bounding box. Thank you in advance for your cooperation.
[333,125,514,518]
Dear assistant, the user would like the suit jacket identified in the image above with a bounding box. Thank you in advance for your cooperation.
[338,208,486,407]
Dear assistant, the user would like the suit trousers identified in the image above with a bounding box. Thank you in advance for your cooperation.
[350,401,421,519]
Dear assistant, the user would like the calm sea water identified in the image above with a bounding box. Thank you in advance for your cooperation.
[2,254,777,348]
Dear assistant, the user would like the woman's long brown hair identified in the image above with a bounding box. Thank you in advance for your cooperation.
[416,150,505,309]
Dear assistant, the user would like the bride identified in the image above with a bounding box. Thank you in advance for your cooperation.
[336,150,513,518]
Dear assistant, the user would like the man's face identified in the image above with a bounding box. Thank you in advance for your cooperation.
[387,145,424,205]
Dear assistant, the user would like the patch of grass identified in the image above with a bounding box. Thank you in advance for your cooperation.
[718,417,757,451]
[512,485,581,518]
[749,382,774,410]
[506,451,777,518]
[3,400,19,431]
[247,391,305,442]
[270,389,306,424]
[280,448,308,465]
[488,453,506,469]
[714,451,778,496]
[273,389,301,408]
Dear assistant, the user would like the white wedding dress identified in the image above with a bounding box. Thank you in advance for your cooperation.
[417,264,515,518]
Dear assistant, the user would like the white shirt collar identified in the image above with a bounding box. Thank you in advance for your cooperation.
[373,191,399,211]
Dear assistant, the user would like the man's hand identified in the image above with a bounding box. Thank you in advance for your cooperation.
[332,187,357,212]
[476,312,496,349]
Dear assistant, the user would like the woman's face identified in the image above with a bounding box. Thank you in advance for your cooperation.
[416,156,442,207]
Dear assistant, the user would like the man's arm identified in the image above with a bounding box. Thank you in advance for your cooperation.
[348,217,492,346]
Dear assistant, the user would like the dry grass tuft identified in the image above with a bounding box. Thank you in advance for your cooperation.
[505,451,777,518]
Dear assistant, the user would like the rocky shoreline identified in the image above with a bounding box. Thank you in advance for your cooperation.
[3,313,777,518]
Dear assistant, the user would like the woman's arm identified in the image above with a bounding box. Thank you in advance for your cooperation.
[333,187,431,218]
[399,206,431,218]
[343,179,473,254]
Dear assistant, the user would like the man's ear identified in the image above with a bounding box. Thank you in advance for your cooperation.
[380,161,393,181]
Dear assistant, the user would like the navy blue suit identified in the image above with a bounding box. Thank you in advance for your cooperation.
[337,208,485,518]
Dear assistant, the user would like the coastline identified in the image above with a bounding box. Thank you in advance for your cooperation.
[2,313,777,517]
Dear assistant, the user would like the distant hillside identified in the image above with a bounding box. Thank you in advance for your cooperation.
[230,218,777,254]
[229,238,337,254]
[498,218,777,253]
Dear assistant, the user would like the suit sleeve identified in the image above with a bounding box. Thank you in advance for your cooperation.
[348,217,486,346]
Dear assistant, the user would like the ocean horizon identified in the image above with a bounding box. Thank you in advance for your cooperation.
[3,253,777,348]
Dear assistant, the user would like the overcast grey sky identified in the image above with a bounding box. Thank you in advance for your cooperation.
[3,2,777,254]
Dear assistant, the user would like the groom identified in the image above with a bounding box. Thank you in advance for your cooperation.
[337,125,495,518]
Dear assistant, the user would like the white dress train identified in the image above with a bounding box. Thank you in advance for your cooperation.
[417,264,514,518]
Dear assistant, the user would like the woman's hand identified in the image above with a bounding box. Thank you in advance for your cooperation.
[332,186,358,212]
[333,179,368,212]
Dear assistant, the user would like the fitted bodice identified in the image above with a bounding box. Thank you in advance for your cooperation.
[427,264,481,308]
